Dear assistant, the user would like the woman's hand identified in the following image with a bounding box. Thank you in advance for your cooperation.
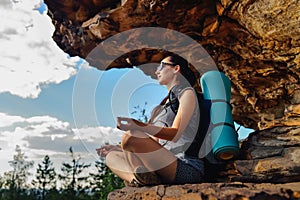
[117,117,178,141]
[116,117,147,131]
[96,144,121,158]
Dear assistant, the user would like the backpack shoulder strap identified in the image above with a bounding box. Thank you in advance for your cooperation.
[167,85,186,114]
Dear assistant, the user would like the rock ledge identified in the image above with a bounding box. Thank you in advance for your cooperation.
[108,182,300,200]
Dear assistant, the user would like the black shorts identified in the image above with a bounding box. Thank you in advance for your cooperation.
[173,158,204,184]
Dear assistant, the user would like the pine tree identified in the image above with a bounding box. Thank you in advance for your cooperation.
[32,155,57,200]
[0,174,3,188]
[58,147,91,199]
[89,159,124,200]
[0,174,4,198]
[2,145,34,199]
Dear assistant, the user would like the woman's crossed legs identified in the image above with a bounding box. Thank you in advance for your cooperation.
[104,130,178,184]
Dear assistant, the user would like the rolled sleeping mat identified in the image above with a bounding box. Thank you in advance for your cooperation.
[200,71,239,160]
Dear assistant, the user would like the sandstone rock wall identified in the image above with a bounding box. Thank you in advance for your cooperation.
[44,0,300,131]
[234,126,300,183]
[43,0,300,199]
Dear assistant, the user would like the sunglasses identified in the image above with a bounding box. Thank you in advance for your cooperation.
[156,62,177,71]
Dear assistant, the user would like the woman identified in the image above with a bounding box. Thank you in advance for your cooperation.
[96,54,204,185]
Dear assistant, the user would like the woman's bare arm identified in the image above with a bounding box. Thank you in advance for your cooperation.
[117,89,196,141]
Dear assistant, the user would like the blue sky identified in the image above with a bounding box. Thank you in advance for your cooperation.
[0,0,253,175]
[0,61,166,128]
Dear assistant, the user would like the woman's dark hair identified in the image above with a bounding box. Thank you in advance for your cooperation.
[167,54,197,87]
[148,54,197,124]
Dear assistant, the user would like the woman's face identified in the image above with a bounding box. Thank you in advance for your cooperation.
[155,57,177,85]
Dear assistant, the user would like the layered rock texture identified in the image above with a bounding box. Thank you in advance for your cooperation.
[44,0,300,199]
[108,182,300,200]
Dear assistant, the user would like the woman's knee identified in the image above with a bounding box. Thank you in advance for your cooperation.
[121,130,147,151]
[105,151,121,168]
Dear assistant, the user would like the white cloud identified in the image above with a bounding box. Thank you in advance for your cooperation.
[0,112,25,127]
[80,59,94,69]
[73,126,123,144]
[0,0,79,98]
[0,112,123,175]
[0,0,11,9]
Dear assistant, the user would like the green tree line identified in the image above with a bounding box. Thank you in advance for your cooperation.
[0,145,124,200]
[0,103,150,200]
